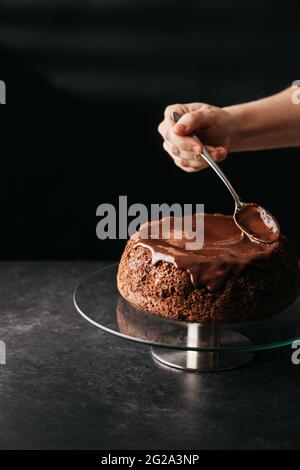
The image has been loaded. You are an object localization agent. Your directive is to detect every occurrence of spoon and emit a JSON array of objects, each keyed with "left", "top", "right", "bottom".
[{"left": 172, "top": 111, "right": 280, "bottom": 244}]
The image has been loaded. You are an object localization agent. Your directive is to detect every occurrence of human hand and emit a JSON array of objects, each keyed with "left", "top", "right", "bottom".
[{"left": 158, "top": 102, "right": 234, "bottom": 172}]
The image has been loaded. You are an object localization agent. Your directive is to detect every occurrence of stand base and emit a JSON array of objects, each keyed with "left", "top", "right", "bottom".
[{"left": 151, "top": 327, "right": 254, "bottom": 372}]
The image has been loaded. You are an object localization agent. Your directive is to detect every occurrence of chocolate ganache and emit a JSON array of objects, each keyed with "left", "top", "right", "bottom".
[{"left": 134, "top": 214, "right": 279, "bottom": 291}]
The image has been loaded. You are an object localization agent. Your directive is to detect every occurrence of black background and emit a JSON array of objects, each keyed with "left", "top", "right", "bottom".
[{"left": 0, "top": 0, "right": 299, "bottom": 260}]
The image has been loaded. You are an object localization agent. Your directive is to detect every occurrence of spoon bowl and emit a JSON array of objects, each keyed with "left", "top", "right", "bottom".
[{"left": 234, "top": 202, "right": 280, "bottom": 244}]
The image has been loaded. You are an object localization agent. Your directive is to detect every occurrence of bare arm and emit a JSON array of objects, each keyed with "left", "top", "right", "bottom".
[
  {"left": 158, "top": 86, "right": 300, "bottom": 173},
  {"left": 226, "top": 87, "right": 300, "bottom": 152}
]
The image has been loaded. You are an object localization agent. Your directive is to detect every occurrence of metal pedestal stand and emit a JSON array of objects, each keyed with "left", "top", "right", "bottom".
[{"left": 152, "top": 324, "right": 254, "bottom": 372}]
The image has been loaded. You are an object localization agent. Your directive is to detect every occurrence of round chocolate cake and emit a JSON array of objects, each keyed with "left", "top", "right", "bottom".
[{"left": 117, "top": 214, "right": 300, "bottom": 324}]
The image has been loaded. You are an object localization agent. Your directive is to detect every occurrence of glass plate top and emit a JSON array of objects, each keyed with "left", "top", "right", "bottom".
[{"left": 73, "top": 264, "right": 300, "bottom": 352}]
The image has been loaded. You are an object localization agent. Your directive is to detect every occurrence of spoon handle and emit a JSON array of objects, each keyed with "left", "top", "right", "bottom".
[
  {"left": 172, "top": 111, "right": 243, "bottom": 209},
  {"left": 200, "top": 147, "right": 242, "bottom": 209}
]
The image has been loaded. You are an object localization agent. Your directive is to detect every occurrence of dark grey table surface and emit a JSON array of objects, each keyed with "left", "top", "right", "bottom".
[{"left": 0, "top": 261, "right": 300, "bottom": 450}]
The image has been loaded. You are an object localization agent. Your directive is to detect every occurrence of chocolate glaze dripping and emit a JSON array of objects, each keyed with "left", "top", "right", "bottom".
[{"left": 133, "top": 214, "right": 280, "bottom": 291}]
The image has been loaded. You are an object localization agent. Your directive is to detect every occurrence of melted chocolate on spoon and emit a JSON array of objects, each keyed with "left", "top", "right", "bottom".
[{"left": 235, "top": 203, "right": 280, "bottom": 244}]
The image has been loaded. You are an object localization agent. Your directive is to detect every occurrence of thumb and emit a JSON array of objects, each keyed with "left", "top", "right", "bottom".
[{"left": 173, "top": 108, "right": 216, "bottom": 135}]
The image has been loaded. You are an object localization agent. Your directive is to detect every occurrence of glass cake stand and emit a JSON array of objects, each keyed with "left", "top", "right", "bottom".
[{"left": 73, "top": 264, "right": 300, "bottom": 372}]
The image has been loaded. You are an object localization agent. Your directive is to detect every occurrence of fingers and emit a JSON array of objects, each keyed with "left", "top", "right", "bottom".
[
  {"left": 206, "top": 145, "right": 228, "bottom": 162},
  {"left": 157, "top": 104, "right": 185, "bottom": 139},
  {"left": 168, "top": 131, "right": 202, "bottom": 153},
  {"left": 163, "top": 140, "right": 203, "bottom": 163},
  {"left": 158, "top": 104, "right": 204, "bottom": 156},
  {"left": 163, "top": 141, "right": 207, "bottom": 173},
  {"left": 163, "top": 141, "right": 227, "bottom": 173},
  {"left": 159, "top": 119, "right": 203, "bottom": 154},
  {"left": 172, "top": 107, "right": 216, "bottom": 135},
  {"left": 164, "top": 103, "right": 187, "bottom": 120},
  {"left": 158, "top": 103, "right": 188, "bottom": 140},
  {"left": 173, "top": 158, "right": 206, "bottom": 173}
]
